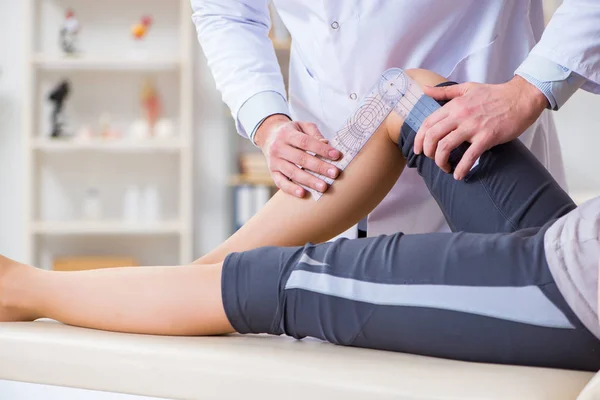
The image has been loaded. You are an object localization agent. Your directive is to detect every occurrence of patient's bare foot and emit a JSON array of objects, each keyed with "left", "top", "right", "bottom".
[{"left": 0, "top": 255, "right": 38, "bottom": 322}]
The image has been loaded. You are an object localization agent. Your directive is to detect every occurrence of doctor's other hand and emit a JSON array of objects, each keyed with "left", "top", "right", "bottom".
[
  {"left": 254, "top": 114, "right": 341, "bottom": 198},
  {"left": 415, "top": 75, "right": 549, "bottom": 180}
]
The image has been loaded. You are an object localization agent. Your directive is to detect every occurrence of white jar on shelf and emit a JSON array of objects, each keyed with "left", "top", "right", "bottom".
[
  {"left": 82, "top": 188, "right": 102, "bottom": 220},
  {"left": 142, "top": 185, "right": 161, "bottom": 223},
  {"left": 123, "top": 186, "right": 141, "bottom": 223}
]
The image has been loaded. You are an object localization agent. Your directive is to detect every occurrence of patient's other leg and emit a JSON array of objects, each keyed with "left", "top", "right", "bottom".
[{"left": 0, "top": 255, "right": 232, "bottom": 335}]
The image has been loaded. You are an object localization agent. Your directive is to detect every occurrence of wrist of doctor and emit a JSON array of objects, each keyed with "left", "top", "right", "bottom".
[{"left": 255, "top": 114, "right": 342, "bottom": 198}]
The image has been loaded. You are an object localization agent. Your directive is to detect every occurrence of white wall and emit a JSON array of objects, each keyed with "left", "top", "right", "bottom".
[
  {"left": 192, "top": 49, "right": 236, "bottom": 256},
  {"left": 554, "top": 90, "right": 600, "bottom": 194},
  {"left": 0, "top": 0, "right": 26, "bottom": 260}
]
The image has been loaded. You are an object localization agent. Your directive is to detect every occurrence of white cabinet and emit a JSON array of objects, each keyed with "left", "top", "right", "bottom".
[{"left": 23, "top": 0, "right": 194, "bottom": 267}]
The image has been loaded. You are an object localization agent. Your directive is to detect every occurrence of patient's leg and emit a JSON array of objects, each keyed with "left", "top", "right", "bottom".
[
  {"left": 196, "top": 69, "right": 447, "bottom": 264},
  {"left": 395, "top": 82, "right": 575, "bottom": 233},
  {"left": 221, "top": 225, "right": 600, "bottom": 371},
  {"left": 0, "top": 255, "right": 231, "bottom": 335},
  {"left": 0, "top": 121, "right": 401, "bottom": 330},
  {"left": 0, "top": 70, "right": 444, "bottom": 330}
]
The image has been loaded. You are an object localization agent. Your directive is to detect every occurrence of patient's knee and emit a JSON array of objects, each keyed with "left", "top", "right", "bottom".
[
  {"left": 404, "top": 69, "right": 447, "bottom": 88},
  {"left": 384, "top": 69, "right": 448, "bottom": 144}
]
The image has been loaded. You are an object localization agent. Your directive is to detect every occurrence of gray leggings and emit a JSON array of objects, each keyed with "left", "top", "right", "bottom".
[{"left": 222, "top": 85, "right": 600, "bottom": 371}]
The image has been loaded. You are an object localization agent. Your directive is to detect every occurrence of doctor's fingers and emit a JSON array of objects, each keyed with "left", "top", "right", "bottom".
[
  {"left": 287, "top": 129, "right": 341, "bottom": 161},
  {"left": 278, "top": 159, "right": 329, "bottom": 194},
  {"left": 414, "top": 108, "right": 450, "bottom": 155},
  {"left": 421, "top": 117, "right": 459, "bottom": 160},
  {"left": 433, "top": 127, "right": 472, "bottom": 173},
  {"left": 423, "top": 83, "right": 470, "bottom": 102},
  {"left": 277, "top": 145, "right": 339, "bottom": 180},
  {"left": 297, "top": 121, "right": 325, "bottom": 140},
  {"left": 454, "top": 140, "right": 487, "bottom": 181},
  {"left": 271, "top": 171, "right": 306, "bottom": 198}
]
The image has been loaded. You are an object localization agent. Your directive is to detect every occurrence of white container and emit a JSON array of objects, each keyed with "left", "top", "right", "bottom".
[
  {"left": 82, "top": 188, "right": 102, "bottom": 220},
  {"left": 155, "top": 118, "right": 175, "bottom": 139},
  {"left": 123, "top": 186, "right": 141, "bottom": 223},
  {"left": 142, "top": 185, "right": 161, "bottom": 223}
]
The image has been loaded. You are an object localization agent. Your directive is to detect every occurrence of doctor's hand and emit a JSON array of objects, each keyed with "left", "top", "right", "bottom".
[
  {"left": 254, "top": 114, "right": 341, "bottom": 198},
  {"left": 414, "top": 76, "right": 549, "bottom": 180}
]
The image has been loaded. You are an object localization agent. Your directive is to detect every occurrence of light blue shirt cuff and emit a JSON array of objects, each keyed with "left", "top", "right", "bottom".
[
  {"left": 515, "top": 54, "right": 586, "bottom": 111},
  {"left": 237, "top": 91, "right": 291, "bottom": 145}
]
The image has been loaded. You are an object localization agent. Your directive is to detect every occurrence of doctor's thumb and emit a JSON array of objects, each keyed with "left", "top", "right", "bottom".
[{"left": 423, "top": 83, "right": 468, "bottom": 101}]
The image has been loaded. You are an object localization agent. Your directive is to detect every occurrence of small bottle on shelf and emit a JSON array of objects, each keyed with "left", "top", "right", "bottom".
[{"left": 82, "top": 188, "right": 102, "bottom": 220}]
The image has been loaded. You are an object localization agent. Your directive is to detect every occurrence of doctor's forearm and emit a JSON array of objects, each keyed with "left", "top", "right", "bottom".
[{"left": 191, "top": 0, "right": 288, "bottom": 139}]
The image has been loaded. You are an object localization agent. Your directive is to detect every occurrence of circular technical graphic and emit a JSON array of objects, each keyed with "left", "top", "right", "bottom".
[
  {"left": 378, "top": 68, "right": 407, "bottom": 101},
  {"left": 334, "top": 94, "right": 391, "bottom": 154}
]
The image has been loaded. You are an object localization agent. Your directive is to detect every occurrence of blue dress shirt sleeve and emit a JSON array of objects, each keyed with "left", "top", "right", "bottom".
[
  {"left": 515, "top": 54, "right": 586, "bottom": 110},
  {"left": 191, "top": 0, "right": 288, "bottom": 139},
  {"left": 525, "top": 0, "right": 600, "bottom": 97},
  {"left": 237, "top": 91, "right": 291, "bottom": 145}
]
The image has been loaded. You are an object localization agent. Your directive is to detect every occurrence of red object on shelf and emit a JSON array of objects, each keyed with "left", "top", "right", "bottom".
[
  {"left": 132, "top": 15, "right": 153, "bottom": 40},
  {"left": 141, "top": 15, "right": 153, "bottom": 27}
]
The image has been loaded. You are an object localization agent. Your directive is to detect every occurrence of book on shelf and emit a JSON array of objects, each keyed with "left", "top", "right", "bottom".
[
  {"left": 239, "top": 152, "right": 269, "bottom": 176},
  {"left": 237, "top": 152, "right": 274, "bottom": 183},
  {"left": 233, "top": 184, "right": 272, "bottom": 231},
  {"left": 233, "top": 151, "right": 276, "bottom": 230}
]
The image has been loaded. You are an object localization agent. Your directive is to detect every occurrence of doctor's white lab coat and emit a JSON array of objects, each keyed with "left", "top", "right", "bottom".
[{"left": 193, "top": 0, "right": 600, "bottom": 237}]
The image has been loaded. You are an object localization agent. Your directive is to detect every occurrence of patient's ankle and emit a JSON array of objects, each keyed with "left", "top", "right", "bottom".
[{"left": 0, "top": 256, "right": 38, "bottom": 319}]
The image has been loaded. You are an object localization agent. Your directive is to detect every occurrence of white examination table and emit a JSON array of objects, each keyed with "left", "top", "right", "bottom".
[{"left": 0, "top": 320, "right": 599, "bottom": 399}]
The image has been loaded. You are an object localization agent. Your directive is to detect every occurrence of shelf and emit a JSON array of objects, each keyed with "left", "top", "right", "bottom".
[
  {"left": 31, "top": 54, "right": 181, "bottom": 71},
  {"left": 229, "top": 174, "right": 277, "bottom": 187},
  {"left": 32, "top": 220, "right": 183, "bottom": 236},
  {"left": 32, "top": 138, "right": 185, "bottom": 153},
  {"left": 24, "top": 0, "right": 196, "bottom": 264}
]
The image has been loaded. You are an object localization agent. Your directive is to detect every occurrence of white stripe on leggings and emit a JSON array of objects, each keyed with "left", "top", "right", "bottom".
[{"left": 285, "top": 270, "right": 575, "bottom": 329}]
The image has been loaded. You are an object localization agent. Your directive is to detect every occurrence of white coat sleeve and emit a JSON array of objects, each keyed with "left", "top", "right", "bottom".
[
  {"left": 191, "top": 0, "right": 290, "bottom": 139},
  {"left": 527, "top": 0, "right": 600, "bottom": 94}
]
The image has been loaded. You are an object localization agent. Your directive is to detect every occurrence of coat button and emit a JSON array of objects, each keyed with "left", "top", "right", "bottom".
[
  {"left": 331, "top": 21, "right": 339, "bottom": 30},
  {"left": 349, "top": 93, "right": 357, "bottom": 100}
]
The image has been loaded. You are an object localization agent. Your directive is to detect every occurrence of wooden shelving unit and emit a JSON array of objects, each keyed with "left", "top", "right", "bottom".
[
  {"left": 31, "top": 138, "right": 184, "bottom": 153},
  {"left": 229, "top": 174, "right": 277, "bottom": 187},
  {"left": 23, "top": 0, "right": 194, "bottom": 267},
  {"left": 31, "top": 220, "right": 182, "bottom": 236},
  {"left": 31, "top": 54, "right": 181, "bottom": 71}
]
